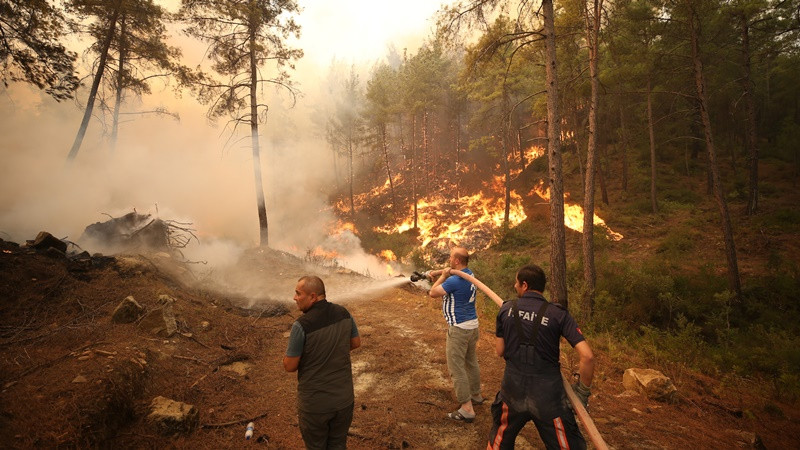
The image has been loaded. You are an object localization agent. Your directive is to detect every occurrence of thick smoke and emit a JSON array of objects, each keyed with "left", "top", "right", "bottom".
[{"left": 0, "top": 1, "right": 442, "bottom": 287}]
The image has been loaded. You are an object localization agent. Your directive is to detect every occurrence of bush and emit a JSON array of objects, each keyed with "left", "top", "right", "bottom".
[
  {"left": 758, "top": 208, "right": 800, "bottom": 231},
  {"left": 656, "top": 227, "right": 698, "bottom": 255},
  {"left": 594, "top": 259, "right": 675, "bottom": 327},
  {"left": 662, "top": 185, "right": 702, "bottom": 206},
  {"left": 494, "top": 221, "right": 545, "bottom": 251}
]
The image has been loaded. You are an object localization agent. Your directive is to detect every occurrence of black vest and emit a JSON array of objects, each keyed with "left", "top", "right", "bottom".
[{"left": 295, "top": 300, "right": 355, "bottom": 413}]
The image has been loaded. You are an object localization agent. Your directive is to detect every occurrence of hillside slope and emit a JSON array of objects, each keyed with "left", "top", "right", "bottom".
[{"left": 1, "top": 240, "right": 798, "bottom": 448}]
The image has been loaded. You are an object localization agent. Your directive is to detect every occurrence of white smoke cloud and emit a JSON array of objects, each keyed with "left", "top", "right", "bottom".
[{"left": 0, "top": 1, "right": 443, "bottom": 281}]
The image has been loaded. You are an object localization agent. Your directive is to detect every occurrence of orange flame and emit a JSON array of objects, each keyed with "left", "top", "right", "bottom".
[
  {"left": 334, "top": 176, "right": 401, "bottom": 215},
  {"left": 374, "top": 188, "right": 528, "bottom": 250},
  {"left": 531, "top": 182, "right": 623, "bottom": 240},
  {"left": 379, "top": 249, "right": 397, "bottom": 261}
]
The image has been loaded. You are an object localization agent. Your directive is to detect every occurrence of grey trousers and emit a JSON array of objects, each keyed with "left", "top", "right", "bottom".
[
  {"left": 446, "top": 325, "right": 481, "bottom": 404},
  {"left": 298, "top": 403, "right": 354, "bottom": 450}
]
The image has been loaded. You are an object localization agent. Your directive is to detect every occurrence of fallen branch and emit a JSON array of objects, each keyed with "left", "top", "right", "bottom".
[
  {"left": 189, "top": 354, "right": 250, "bottom": 389},
  {"left": 10, "top": 341, "right": 110, "bottom": 382},
  {"left": 172, "top": 354, "right": 208, "bottom": 364},
  {"left": 201, "top": 411, "right": 268, "bottom": 429}
]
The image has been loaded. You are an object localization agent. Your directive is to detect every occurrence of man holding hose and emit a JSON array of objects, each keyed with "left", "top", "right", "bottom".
[
  {"left": 487, "top": 264, "right": 594, "bottom": 449},
  {"left": 426, "top": 246, "right": 484, "bottom": 423}
]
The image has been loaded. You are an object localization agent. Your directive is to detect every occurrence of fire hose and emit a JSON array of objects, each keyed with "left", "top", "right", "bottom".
[{"left": 414, "top": 269, "right": 609, "bottom": 450}]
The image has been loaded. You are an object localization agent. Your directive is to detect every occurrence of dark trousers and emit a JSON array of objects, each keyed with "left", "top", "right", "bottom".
[
  {"left": 298, "top": 403, "right": 354, "bottom": 450},
  {"left": 486, "top": 395, "right": 586, "bottom": 450}
]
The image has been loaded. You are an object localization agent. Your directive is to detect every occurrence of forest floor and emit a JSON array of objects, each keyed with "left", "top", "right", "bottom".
[{"left": 1, "top": 240, "right": 797, "bottom": 449}]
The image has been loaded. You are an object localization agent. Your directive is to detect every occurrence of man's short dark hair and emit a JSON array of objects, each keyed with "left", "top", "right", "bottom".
[
  {"left": 517, "top": 265, "right": 546, "bottom": 292},
  {"left": 298, "top": 275, "right": 326, "bottom": 297}
]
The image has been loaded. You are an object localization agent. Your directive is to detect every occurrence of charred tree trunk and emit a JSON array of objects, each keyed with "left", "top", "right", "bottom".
[
  {"left": 66, "top": 6, "right": 120, "bottom": 162},
  {"left": 582, "top": 0, "right": 602, "bottom": 316},
  {"left": 740, "top": 13, "right": 760, "bottom": 215},
  {"left": 110, "top": 14, "right": 126, "bottom": 154},
  {"left": 647, "top": 76, "right": 658, "bottom": 213},
  {"left": 249, "top": 22, "right": 269, "bottom": 247},
  {"left": 690, "top": 6, "right": 742, "bottom": 299},
  {"left": 544, "top": 0, "right": 568, "bottom": 309}
]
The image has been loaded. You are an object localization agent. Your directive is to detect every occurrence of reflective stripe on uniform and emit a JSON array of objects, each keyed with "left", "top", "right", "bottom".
[
  {"left": 488, "top": 401, "right": 510, "bottom": 450},
  {"left": 554, "top": 416, "right": 570, "bottom": 449}
]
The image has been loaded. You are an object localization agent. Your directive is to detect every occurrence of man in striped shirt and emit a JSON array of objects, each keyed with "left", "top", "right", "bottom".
[{"left": 428, "top": 247, "right": 483, "bottom": 423}]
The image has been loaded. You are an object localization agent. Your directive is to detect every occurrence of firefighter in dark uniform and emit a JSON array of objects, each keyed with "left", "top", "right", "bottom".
[{"left": 487, "top": 265, "right": 595, "bottom": 450}]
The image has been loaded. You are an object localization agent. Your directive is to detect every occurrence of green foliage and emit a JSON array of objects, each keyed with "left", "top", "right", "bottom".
[
  {"left": 592, "top": 259, "right": 675, "bottom": 328},
  {"left": 756, "top": 208, "right": 800, "bottom": 232},
  {"left": 661, "top": 186, "right": 701, "bottom": 206},
  {"left": 0, "top": 0, "right": 78, "bottom": 100},
  {"left": 181, "top": 0, "right": 302, "bottom": 120},
  {"left": 359, "top": 229, "right": 419, "bottom": 263},
  {"left": 637, "top": 318, "right": 707, "bottom": 370},
  {"left": 494, "top": 221, "right": 544, "bottom": 251},
  {"left": 656, "top": 228, "right": 698, "bottom": 255}
]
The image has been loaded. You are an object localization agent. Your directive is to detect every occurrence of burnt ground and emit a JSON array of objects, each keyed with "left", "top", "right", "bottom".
[{"left": 1, "top": 241, "right": 798, "bottom": 449}]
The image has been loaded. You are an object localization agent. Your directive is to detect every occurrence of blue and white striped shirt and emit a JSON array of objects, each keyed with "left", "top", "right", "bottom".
[{"left": 440, "top": 268, "right": 478, "bottom": 328}]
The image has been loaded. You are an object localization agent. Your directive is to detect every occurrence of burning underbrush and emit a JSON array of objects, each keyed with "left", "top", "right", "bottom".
[{"left": 329, "top": 167, "right": 623, "bottom": 269}]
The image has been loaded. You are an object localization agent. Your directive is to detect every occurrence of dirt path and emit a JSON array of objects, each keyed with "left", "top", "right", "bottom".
[{"left": 2, "top": 247, "right": 798, "bottom": 449}]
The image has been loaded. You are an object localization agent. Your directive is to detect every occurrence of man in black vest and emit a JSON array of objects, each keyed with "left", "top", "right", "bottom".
[
  {"left": 487, "top": 265, "right": 594, "bottom": 449},
  {"left": 283, "top": 275, "right": 361, "bottom": 450}
]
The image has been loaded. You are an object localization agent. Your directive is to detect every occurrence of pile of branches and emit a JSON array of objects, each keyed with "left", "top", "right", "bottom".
[{"left": 81, "top": 211, "right": 198, "bottom": 254}]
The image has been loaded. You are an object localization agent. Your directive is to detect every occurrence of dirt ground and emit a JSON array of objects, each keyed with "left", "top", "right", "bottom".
[{"left": 1, "top": 241, "right": 798, "bottom": 449}]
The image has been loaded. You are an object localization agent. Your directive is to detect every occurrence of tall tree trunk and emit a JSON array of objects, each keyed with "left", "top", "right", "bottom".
[
  {"left": 740, "top": 13, "right": 760, "bottom": 215},
  {"left": 647, "top": 76, "right": 659, "bottom": 213},
  {"left": 572, "top": 103, "right": 585, "bottom": 189},
  {"left": 411, "top": 113, "right": 418, "bottom": 229},
  {"left": 502, "top": 133, "right": 511, "bottom": 230},
  {"left": 249, "top": 22, "right": 268, "bottom": 247},
  {"left": 599, "top": 146, "right": 609, "bottom": 205},
  {"left": 503, "top": 91, "right": 512, "bottom": 229},
  {"left": 422, "top": 109, "right": 429, "bottom": 194},
  {"left": 110, "top": 14, "right": 126, "bottom": 154},
  {"left": 348, "top": 139, "right": 355, "bottom": 222},
  {"left": 543, "top": 0, "right": 568, "bottom": 309},
  {"left": 619, "top": 104, "right": 629, "bottom": 191},
  {"left": 331, "top": 145, "right": 340, "bottom": 192},
  {"left": 690, "top": 6, "right": 742, "bottom": 299},
  {"left": 380, "top": 124, "right": 397, "bottom": 208},
  {"left": 517, "top": 128, "right": 526, "bottom": 173},
  {"left": 582, "top": 0, "right": 602, "bottom": 317},
  {"left": 456, "top": 113, "right": 462, "bottom": 197},
  {"left": 66, "top": 7, "right": 120, "bottom": 162}
]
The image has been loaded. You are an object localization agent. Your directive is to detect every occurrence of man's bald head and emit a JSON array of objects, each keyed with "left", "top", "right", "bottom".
[{"left": 450, "top": 247, "right": 469, "bottom": 269}]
